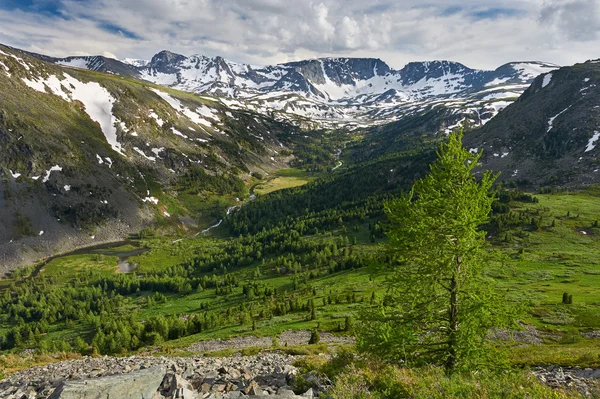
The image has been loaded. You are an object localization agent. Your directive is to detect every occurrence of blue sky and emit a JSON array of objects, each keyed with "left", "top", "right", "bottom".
[{"left": 0, "top": 0, "right": 598, "bottom": 68}]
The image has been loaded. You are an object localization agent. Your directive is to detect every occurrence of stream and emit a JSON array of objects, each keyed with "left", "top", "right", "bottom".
[
  {"left": 198, "top": 194, "right": 257, "bottom": 235},
  {"left": 172, "top": 194, "right": 257, "bottom": 244}
]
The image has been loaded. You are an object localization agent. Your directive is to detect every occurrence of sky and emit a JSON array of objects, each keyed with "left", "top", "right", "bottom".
[{"left": 0, "top": 0, "right": 599, "bottom": 69}]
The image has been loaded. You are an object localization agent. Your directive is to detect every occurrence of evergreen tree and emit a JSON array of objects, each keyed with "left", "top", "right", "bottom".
[
  {"left": 357, "top": 132, "right": 514, "bottom": 375},
  {"left": 309, "top": 329, "right": 320, "bottom": 344}
]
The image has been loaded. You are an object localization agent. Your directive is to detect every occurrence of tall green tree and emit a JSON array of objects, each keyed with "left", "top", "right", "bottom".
[{"left": 357, "top": 132, "right": 511, "bottom": 374}]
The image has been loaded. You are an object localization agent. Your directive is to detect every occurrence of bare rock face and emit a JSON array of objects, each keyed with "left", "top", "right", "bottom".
[{"left": 48, "top": 367, "right": 165, "bottom": 399}]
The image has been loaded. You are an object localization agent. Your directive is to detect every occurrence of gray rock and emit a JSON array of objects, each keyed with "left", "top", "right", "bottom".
[{"left": 47, "top": 367, "right": 165, "bottom": 399}]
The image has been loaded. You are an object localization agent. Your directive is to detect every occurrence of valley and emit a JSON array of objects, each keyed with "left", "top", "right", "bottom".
[{"left": 1, "top": 39, "right": 600, "bottom": 398}]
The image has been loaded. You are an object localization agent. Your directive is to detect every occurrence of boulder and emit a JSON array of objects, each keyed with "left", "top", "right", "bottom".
[
  {"left": 48, "top": 367, "right": 166, "bottom": 399},
  {"left": 158, "top": 373, "right": 199, "bottom": 399}
]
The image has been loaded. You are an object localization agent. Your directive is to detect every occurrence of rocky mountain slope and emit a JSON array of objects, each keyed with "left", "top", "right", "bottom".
[
  {"left": 27, "top": 46, "right": 558, "bottom": 129},
  {"left": 0, "top": 44, "right": 301, "bottom": 271},
  {"left": 464, "top": 60, "right": 600, "bottom": 185}
]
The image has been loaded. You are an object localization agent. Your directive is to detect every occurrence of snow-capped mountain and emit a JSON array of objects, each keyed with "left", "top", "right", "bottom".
[
  {"left": 28, "top": 48, "right": 559, "bottom": 129},
  {"left": 136, "top": 53, "right": 558, "bottom": 129}
]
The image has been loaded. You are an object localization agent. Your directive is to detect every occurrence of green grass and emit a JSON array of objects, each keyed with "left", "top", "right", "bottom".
[
  {"left": 253, "top": 168, "right": 313, "bottom": 195},
  {"left": 323, "top": 362, "right": 588, "bottom": 398},
  {"left": 490, "top": 188, "right": 600, "bottom": 332},
  {"left": 3, "top": 186, "right": 600, "bottom": 370},
  {"left": 273, "top": 168, "right": 312, "bottom": 178},
  {"left": 254, "top": 176, "right": 310, "bottom": 195},
  {"left": 39, "top": 254, "right": 119, "bottom": 284}
]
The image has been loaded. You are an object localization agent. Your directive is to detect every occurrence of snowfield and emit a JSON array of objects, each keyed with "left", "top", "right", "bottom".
[
  {"left": 150, "top": 88, "right": 218, "bottom": 128},
  {"left": 21, "top": 73, "right": 124, "bottom": 155}
]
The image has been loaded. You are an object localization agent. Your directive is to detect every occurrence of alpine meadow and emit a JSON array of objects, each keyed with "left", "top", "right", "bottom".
[{"left": 1, "top": 2, "right": 600, "bottom": 398}]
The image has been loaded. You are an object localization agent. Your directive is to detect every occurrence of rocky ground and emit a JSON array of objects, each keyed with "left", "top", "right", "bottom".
[
  {"left": 488, "top": 324, "right": 563, "bottom": 345},
  {"left": 186, "top": 331, "right": 354, "bottom": 353},
  {"left": 3, "top": 350, "right": 600, "bottom": 398},
  {"left": 532, "top": 366, "right": 600, "bottom": 397},
  {"left": 0, "top": 352, "right": 325, "bottom": 398}
]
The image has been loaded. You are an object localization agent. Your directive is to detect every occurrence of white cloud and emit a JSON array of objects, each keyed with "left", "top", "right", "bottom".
[
  {"left": 539, "top": 0, "right": 600, "bottom": 41},
  {"left": 0, "top": 0, "right": 596, "bottom": 69},
  {"left": 102, "top": 51, "right": 118, "bottom": 59}
]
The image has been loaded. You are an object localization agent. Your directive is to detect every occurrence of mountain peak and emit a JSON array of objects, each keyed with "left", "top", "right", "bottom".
[
  {"left": 150, "top": 50, "right": 185, "bottom": 64},
  {"left": 398, "top": 60, "right": 473, "bottom": 86}
]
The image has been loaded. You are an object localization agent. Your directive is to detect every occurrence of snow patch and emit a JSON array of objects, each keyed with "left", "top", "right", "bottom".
[
  {"left": 134, "top": 147, "right": 156, "bottom": 162},
  {"left": 171, "top": 127, "right": 189, "bottom": 139},
  {"left": 122, "top": 58, "right": 149, "bottom": 68},
  {"left": 150, "top": 88, "right": 218, "bottom": 128},
  {"left": 484, "top": 77, "right": 510, "bottom": 87},
  {"left": 547, "top": 106, "right": 571, "bottom": 132},
  {"left": 143, "top": 197, "right": 159, "bottom": 204},
  {"left": 57, "top": 59, "right": 90, "bottom": 69},
  {"left": 42, "top": 165, "right": 62, "bottom": 183},
  {"left": 0, "top": 61, "right": 10, "bottom": 76},
  {"left": 149, "top": 111, "right": 164, "bottom": 127},
  {"left": 151, "top": 148, "right": 165, "bottom": 157},
  {"left": 63, "top": 185, "right": 71, "bottom": 191},
  {"left": 9, "top": 170, "right": 21, "bottom": 178},
  {"left": 542, "top": 73, "right": 552, "bottom": 88},
  {"left": 585, "top": 131, "right": 600, "bottom": 152}
]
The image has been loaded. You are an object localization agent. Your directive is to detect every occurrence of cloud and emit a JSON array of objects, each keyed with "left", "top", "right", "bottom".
[
  {"left": 0, "top": 0, "right": 596, "bottom": 69},
  {"left": 102, "top": 51, "right": 118, "bottom": 59},
  {"left": 539, "top": 0, "right": 600, "bottom": 41}
]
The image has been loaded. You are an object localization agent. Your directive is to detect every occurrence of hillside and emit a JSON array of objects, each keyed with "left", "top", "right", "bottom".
[
  {"left": 0, "top": 44, "right": 312, "bottom": 272},
  {"left": 465, "top": 60, "right": 600, "bottom": 186}
]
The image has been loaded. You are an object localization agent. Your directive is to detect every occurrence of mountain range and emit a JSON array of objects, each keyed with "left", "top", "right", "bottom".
[
  {"left": 1, "top": 42, "right": 598, "bottom": 273},
  {"left": 30, "top": 49, "right": 558, "bottom": 129}
]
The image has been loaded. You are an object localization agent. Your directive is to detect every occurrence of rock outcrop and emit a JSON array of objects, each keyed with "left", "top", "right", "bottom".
[
  {"left": 48, "top": 367, "right": 165, "bottom": 399},
  {"left": 0, "top": 353, "right": 323, "bottom": 399}
]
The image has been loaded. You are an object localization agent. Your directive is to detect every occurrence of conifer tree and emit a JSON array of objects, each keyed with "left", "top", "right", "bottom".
[{"left": 357, "top": 132, "right": 514, "bottom": 375}]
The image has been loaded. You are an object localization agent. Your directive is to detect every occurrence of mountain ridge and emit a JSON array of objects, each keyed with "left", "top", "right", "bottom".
[
  {"left": 464, "top": 60, "right": 600, "bottom": 186},
  {"left": 13, "top": 44, "right": 558, "bottom": 129}
]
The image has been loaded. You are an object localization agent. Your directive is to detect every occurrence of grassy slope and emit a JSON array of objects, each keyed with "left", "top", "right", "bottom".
[
  {"left": 253, "top": 169, "right": 313, "bottom": 195},
  {"left": 3, "top": 186, "right": 599, "bottom": 368}
]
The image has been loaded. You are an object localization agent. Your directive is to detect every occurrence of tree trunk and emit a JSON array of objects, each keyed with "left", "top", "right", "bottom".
[{"left": 446, "top": 256, "right": 461, "bottom": 375}]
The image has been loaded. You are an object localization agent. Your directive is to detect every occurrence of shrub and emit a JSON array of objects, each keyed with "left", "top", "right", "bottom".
[
  {"left": 309, "top": 330, "right": 320, "bottom": 345},
  {"left": 323, "top": 362, "right": 587, "bottom": 399}
]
